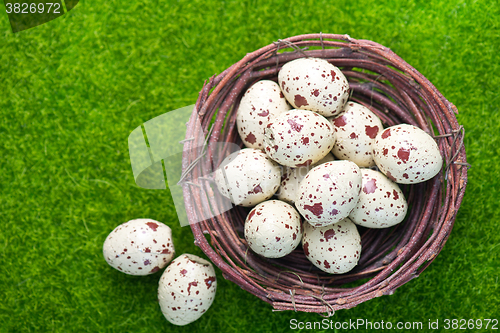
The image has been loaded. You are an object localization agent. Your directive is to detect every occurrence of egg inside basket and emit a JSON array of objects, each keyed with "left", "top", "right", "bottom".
[{"left": 180, "top": 33, "right": 468, "bottom": 314}]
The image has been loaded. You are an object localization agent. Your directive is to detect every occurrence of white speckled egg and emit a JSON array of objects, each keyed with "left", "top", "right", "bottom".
[
  {"left": 278, "top": 57, "right": 349, "bottom": 117},
  {"left": 372, "top": 124, "right": 443, "bottom": 184},
  {"left": 103, "top": 218, "right": 175, "bottom": 275},
  {"left": 158, "top": 254, "right": 217, "bottom": 326},
  {"left": 236, "top": 80, "right": 292, "bottom": 149},
  {"left": 276, "top": 153, "right": 334, "bottom": 204},
  {"left": 296, "top": 161, "right": 362, "bottom": 227},
  {"left": 214, "top": 148, "right": 282, "bottom": 207},
  {"left": 302, "top": 217, "right": 361, "bottom": 274},
  {"left": 263, "top": 109, "right": 336, "bottom": 168},
  {"left": 349, "top": 169, "right": 408, "bottom": 228},
  {"left": 329, "top": 102, "right": 384, "bottom": 167},
  {"left": 244, "top": 200, "right": 303, "bottom": 258}
]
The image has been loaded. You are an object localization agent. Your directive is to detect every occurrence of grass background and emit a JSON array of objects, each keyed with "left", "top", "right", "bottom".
[{"left": 0, "top": 0, "right": 499, "bottom": 332}]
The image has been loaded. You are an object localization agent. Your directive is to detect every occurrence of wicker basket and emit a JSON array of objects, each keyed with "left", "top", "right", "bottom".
[{"left": 181, "top": 33, "right": 468, "bottom": 314}]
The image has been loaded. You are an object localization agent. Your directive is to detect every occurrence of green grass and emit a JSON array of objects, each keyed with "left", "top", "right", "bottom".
[{"left": 1, "top": 0, "right": 499, "bottom": 332}]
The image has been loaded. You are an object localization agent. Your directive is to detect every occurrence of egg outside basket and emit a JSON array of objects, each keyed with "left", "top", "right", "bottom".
[{"left": 181, "top": 33, "right": 468, "bottom": 314}]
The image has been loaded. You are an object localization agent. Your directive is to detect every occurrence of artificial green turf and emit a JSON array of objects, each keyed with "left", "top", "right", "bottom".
[{"left": 1, "top": 0, "right": 499, "bottom": 332}]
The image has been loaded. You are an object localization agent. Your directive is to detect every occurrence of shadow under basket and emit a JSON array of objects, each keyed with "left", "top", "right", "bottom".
[{"left": 181, "top": 33, "right": 468, "bottom": 314}]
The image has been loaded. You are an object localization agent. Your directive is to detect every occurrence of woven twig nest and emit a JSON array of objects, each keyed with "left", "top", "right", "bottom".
[{"left": 181, "top": 33, "right": 468, "bottom": 314}]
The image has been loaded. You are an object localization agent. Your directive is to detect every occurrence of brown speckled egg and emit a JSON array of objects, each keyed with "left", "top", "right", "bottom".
[
  {"left": 263, "top": 109, "right": 336, "bottom": 167},
  {"left": 236, "top": 80, "right": 292, "bottom": 149},
  {"left": 296, "top": 161, "right": 362, "bottom": 227},
  {"left": 349, "top": 169, "right": 408, "bottom": 228},
  {"left": 278, "top": 57, "right": 349, "bottom": 117},
  {"left": 302, "top": 217, "right": 361, "bottom": 274},
  {"left": 276, "top": 153, "right": 334, "bottom": 204},
  {"left": 244, "top": 200, "right": 303, "bottom": 258},
  {"left": 329, "top": 102, "right": 384, "bottom": 167},
  {"left": 214, "top": 148, "right": 282, "bottom": 207},
  {"left": 372, "top": 124, "right": 443, "bottom": 184},
  {"left": 102, "top": 218, "right": 175, "bottom": 275},
  {"left": 158, "top": 254, "right": 217, "bottom": 326}
]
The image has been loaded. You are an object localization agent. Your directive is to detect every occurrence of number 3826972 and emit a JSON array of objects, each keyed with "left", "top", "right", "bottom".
[{"left": 5, "top": 3, "right": 61, "bottom": 14}]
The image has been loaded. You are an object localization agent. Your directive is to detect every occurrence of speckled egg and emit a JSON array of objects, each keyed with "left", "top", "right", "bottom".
[
  {"left": 349, "top": 169, "right": 408, "bottom": 228},
  {"left": 329, "top": 101, "right": 384, "bottom": 167},
  {"left": 244, "top": 200, "right": 303, "bottom": 258},
  {"left": 302, "top": 217, "right": 361, "bottom": 274},
  {"left": 372, "top": 124, "right": 443, "bottom": 184},
  {"left": 236, "top": 80, "right": 292, "bottom": 149},
  {"left": 278, "top": 57, "right": 349, "bottom": 117},
  {"left": 103, "top": 218, "right": 175, "bottom": 275},
  {"left": 276, "top": 153, "right": 334, "bottom": 204},
  {"left": 296, "top": 160, "right": 362, "bottom": 227},
  {"left": 158, "top": 254, "right": 217, "bottom": 326},
  {"left": 214, "top": 148, "right": 282, "bottom": 207},
  {"left": 263, "top": 109, "right": 336, "bottom": 167}
]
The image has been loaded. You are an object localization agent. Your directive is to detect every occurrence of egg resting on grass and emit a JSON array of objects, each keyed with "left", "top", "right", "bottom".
[
  {"left": 102, "top": 218, "right": 175, "bottom": 275},
  {"left": 158, "top": 254, "right": 217, "bottom": 326}
]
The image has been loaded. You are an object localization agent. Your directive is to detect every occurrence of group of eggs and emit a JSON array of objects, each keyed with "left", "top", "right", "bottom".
[
  {"left": 215, "top": 57, "right": 443, "bottom": 274},
  {"left": 102, "top": 219, "right": 217, "bottom": 326},
  {"left": 101, "top": 57, "right": 443, "bottom": 325}
]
